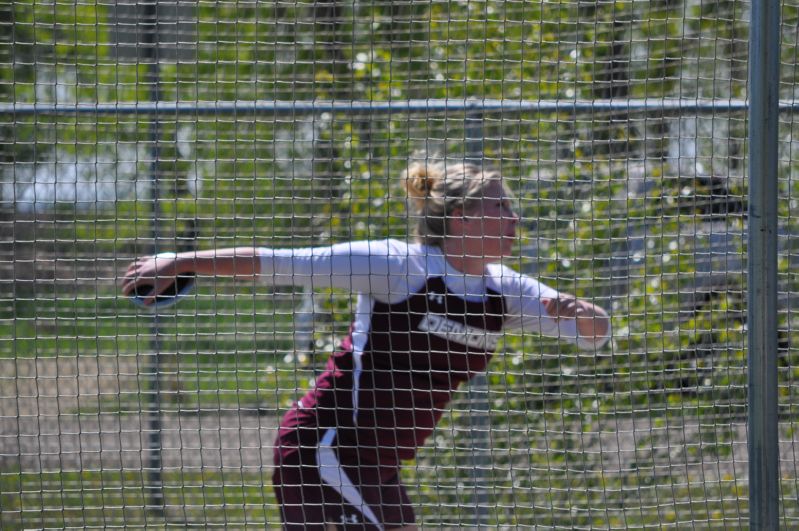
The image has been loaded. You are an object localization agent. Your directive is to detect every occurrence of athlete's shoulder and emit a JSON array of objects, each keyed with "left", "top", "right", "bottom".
[
  {"left": 381, "top": 238, "right": 430, "bottom": 255},
  {"left": 356, "top": 239, "right": 436, "bottom": 299},
  {"left": 381, "top": 239, "right": 446, "bottom": 275},
  {"left": 347, "top": 239, "right": 418, "bottom": 264},
  {"left": 484, "top": 262, "right": 550, "bottom": 298},
  {"left": 381, "top": 238, "right": 419, "bottom": 255}
]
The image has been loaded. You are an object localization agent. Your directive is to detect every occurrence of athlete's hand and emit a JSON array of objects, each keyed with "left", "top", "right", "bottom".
[
  {"left": 541, "top": 295, "right": 589, "bottom": 320},
  {"left": 542, "top": 295, "right": 610, "bottom": 340},
  {"left": 120, "top": 254, "right": 183, "bottom": 306}
]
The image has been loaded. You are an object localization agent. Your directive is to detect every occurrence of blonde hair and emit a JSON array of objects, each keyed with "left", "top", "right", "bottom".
[{"left": 403, "top": 158, "right": 505, "bottom": 247}]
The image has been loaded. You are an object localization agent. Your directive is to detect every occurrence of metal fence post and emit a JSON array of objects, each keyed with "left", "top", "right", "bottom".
[
  {"left": 747, "top": 0, "right": 781, "bottom": 528},
  {"left": 142, "top": 1, "right": 165, "bottom": 518}
]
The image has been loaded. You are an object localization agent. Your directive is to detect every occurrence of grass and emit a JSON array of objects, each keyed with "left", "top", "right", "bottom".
[
  {"left": 0, "top": 469, "right": 282, "bottom": 529},
  {"left": 0, "top": 464, "right": 784, "bottom": 528}
]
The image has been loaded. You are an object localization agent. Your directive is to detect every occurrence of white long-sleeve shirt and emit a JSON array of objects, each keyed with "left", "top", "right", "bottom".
[{"left": 258, "top": 238, "right": 609, "bottom": 351}]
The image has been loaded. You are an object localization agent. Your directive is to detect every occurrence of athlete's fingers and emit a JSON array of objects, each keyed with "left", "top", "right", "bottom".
[
  {"left": 122, "top": 256, "right": 153, "bottom": 282},
  {"left": 541, "top": 297, "right": 558, "bottom": 317},
  {"left": 558, "top": 297, "right": 580, "bottom": 318},
  {"left": 141, "top": 277, "right": 173, "bottom": 306},
  {"left": 120, "top": 255, "right": 176, "bottom": 301},
  {"left": 542, "top": 297, "right": 567, "bottom": 318},
  {"left": 121, "top": 266, "right": 141, "bottom": 295},
  {"left": 121, "top": 258, "right": 154, "bottom": 293},
  {"left": 542, "top": 296, "right": 583, "bottom": 319},
  {"left": 120, "top": 274, "right": 151, "bottom": 297}
]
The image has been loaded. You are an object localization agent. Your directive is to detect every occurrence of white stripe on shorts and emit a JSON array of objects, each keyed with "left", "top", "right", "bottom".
[{"left": 316, "top": 428, "right": 382, "bottom": 528}]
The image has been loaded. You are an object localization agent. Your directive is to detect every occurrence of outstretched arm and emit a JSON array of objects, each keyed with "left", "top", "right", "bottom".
[
  {"left": 120, "top": 247, "right": 262, "bottom": 306},
  {"left": 494, "top": 264, "right": 611, "bottom": 350},
  {"left": 120, "top": 239, "right": 417, "bottom": 307}
]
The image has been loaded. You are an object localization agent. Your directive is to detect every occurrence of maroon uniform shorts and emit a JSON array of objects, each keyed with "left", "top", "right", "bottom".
[{"left": 273, "top": 424, "right": 416, "bottom": 530}]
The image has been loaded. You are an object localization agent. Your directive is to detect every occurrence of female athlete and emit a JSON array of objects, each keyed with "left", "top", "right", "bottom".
[{"left": 121, "top": 160, "right": 611, "bottom": 530}]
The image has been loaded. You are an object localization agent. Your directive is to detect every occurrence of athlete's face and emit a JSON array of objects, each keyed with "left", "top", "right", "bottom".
[{"left": 456, "top": 180, "right": 519, "bottom": 261}]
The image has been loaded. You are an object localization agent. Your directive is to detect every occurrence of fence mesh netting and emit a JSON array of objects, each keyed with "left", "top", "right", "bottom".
[{"left": 2, "top": 1, "right": 799, "bottom": 528}]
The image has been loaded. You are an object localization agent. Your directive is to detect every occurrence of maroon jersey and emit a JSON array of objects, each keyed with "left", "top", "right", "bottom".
[
  {"left": 262, "top": 240, "right": 609, "bottom": 527},
  {"left": 261, "top": 239, "right": 605, "bottom": 464},
  {"left": 281, "top": 276, "right": 505, "bottom": 466}
]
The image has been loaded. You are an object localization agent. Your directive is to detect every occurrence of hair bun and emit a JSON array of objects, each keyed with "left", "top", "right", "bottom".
[{"left": 404, "top": 161, "right": 443, "bottom": 211}]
